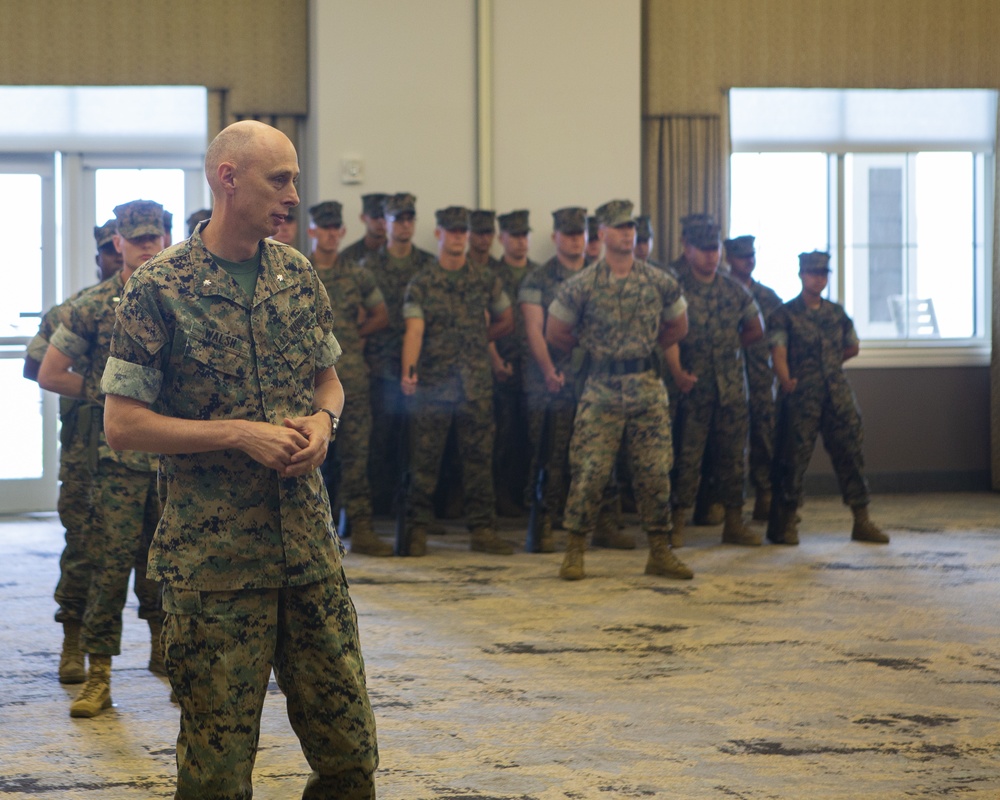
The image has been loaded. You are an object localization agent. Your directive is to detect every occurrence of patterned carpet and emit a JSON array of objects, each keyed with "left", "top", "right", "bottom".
[{"left": 2, "top": 493, "right": 1000, "bottom": 799}]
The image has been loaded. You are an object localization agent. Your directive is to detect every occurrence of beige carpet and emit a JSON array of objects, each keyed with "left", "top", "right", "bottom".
[{"left": 2, "top": 493, "right": 1000, "bottom": 799}]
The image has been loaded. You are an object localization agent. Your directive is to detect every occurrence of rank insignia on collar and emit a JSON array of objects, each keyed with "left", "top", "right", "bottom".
[
  {"left": 277, "top": 275, "right": 285, "bottom": 282},
  {"left": 203, "top": 280, "right": 212, "bottom": 287}
]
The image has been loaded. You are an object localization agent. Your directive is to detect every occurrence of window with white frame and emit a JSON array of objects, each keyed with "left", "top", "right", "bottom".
[{"left": 729, "top": 89, "right": 994, "bottom": 353}]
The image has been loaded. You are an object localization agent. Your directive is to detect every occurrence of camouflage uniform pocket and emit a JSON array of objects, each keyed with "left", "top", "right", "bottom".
[{"left": 162, "top": 585, "right": 237, "bottom": 716}]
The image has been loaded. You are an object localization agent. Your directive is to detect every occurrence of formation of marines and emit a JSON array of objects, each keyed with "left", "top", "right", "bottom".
[{"left": 26, "top": 121, "right": 887, "bottom": 797}]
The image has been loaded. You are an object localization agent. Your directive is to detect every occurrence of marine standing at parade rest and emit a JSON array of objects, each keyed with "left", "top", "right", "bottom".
[
  {"left": 664, "top": 219, "right": 765, "bottom": 548},
  {"left": 584, "top": 214, "right": 602, "bottom": 265},
  {"left": 365, "top": 193, "right": 437, "bottom": 515},
  {"left": 724, "top": 235, "right": 783, "bottom": 521},
  {"left": 490, "top": 209, "right": 538, "bottom": 516},
  {"left": 24, "top": 219, "right": 123, "bottom": 686},
  {"left": 39, "top": 200, "right": 167, "bottom": 718},
  {"left": 340, "top": 192, "right": 388, "bottom": 266},
  {"left": 767, "top": 250, "right": 889, "bottom": 546},
  {"left": 102, "top": 121, "right": 378, "bottom": 798},
  {"left": 519, "top": 206, "right": 628, "bottom": 551},
  {"left": 400, "top": 206, "right": 515, "bottom": 556},
  {"left": 633, "top": 214, "right": 662, "bottom": 269},
  {"left": 546, "top": 199, "right": 692, "bottom": 582},
  {"left": 308, "top": 200, "right": 392, "bottom": 556},
  {"left": 466, "top": 209, "right": 501, "bottom": 269}
]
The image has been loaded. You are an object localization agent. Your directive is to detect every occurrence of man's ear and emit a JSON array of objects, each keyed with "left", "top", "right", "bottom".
[{"left": 217, "top": 161, "right": 238, "bottom": 194}]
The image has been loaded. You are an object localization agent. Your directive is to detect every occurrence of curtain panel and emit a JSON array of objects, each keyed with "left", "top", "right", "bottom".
[{"left": 641, "top": 111, "right": 729, "bottom": 265}]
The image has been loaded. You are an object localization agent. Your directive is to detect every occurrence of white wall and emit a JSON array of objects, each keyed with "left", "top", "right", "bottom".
[
  {"left": 491, "top": 0, "right": 641, "bottom": 260},
  {"left": 308, "top": 0, "right": 641, "bottom": 261}
]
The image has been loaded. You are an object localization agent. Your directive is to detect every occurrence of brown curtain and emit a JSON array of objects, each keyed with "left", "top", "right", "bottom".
[
  {"left": 991, "top": 103, "right": 1000, "bottom": 490},
  {"left": 641, "top": 112, "right": 728, "bottom": 265}
]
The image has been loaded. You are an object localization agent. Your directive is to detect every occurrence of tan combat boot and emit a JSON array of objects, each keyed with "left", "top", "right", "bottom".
[
  {"left": 559, "top": 535, "right": 586, "bottom": 581},
  {"left": 592, "top": 494, "right": 635, "bottom": 549},
  {"left": 851, "top": 506, "right": 889, "bottom": 543},
  {"left": 766, "top": 503, "right": 799, "bottom": 545},
  {"left": 645, "top": 534, "right": 693, "bottom": 579},
  {"left": 670, "top": 506, "right": 690, "bottom": 548},
  {"left": 59, "top": 621, "right": 86, "bottom": 684},
  {"left": 349, "top": 518, "right": 394, "bottom": 557},
  {"left": 70, "top": 654, "right": 112, "bottom": 718},
  {"left": 470, "top": 528, "right": 514, "bottom": 555},
  {"left": 148, "top": 619, "right": 166, "bottom": 676},
  {"left": 752, "top": 491, "right": 771, "bottom": 522},
  {"left": 721, "top": 507, "right": 762, "bottom": 546},
  {"left": 538, "top": 516, "right": 556, "bottom": 553},
  {"left": 694, "top": 502, "right": 725, "bottom": 526},
  {"left": 408, "top": 526, "right": 428, "bottom": 557}
]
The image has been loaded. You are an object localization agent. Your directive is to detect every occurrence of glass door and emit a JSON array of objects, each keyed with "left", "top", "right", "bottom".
[{"left": 0, "top": 155, "right": 58, "bottom": 512}]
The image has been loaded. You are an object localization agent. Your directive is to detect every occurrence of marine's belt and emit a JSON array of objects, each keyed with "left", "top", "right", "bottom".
[{"left": 590, "top": 355, "right": 654, "bottom": 376}]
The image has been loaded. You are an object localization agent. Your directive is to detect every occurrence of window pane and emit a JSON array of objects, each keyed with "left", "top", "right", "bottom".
[
  {"left": 846, "top": 152, "right": 978, "bottom": 340},
  {"left": 914, "top": 153, "right": 976, "bottom": 338},
  {"left": 0, "top": 174, "right": 42, "bottom": 337},
  {"left": 0, "top": 359, "right": 43, "bottom": 479},
  {"left": 729, "top": 153, "right": 829, "bottom": 304}
]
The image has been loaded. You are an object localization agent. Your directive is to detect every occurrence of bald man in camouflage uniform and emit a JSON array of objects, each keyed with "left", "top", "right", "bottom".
[
  {"left": 309, "top": 200, "right": 392, "bottom": 556},
  {"left": 400, "top": 206, "right": 515, "bottom": 556},
  {"left": 24, "top": 220, "right": 124, "bottom": 685},
  {"left": 767, "top": 251, "right": 888, "bottom": 546},
  {"left": 547, "top": 200, "right": 692, "bottom": 581},
  {"left": 39, "top": 201, "right": 166, "bottom": 719},
  {"left": 365, "top": 193, "right": 437, "bottom": 515},
  {"left": 665, "top": 219, "right": 765, "bottom": 548},
  {"left": 102, "top": 122, "right": 377, "bottom": 798},
  {"left": 725, "top": 235, "right": 783, "bottom": 520}
]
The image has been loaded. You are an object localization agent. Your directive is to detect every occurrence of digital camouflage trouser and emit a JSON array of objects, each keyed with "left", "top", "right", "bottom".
[
  {"left": 564, "top": 373, "right": 674, "bottom": 537},
  {"left": 163, "top": 569, "right": 378, "bottom": 800},
  {"left": 772, "top": 382, "right": 870, "bottom": 509},
  {"left": 407, "top": 394, "right": 496, "bottom": 531},
  {"left": 81, "top": 460, "right": 162, "bottom": 655}
]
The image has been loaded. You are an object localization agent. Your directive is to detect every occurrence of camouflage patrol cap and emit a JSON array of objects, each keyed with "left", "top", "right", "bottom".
[
  {"left": 469, "top": 209, "right": 497, "bottom": 234},
  {"left": 586, "top": 215, "right": 599, "bottom": 240},
  {"left": 724, "top": 235, "right": 755, "bottom": 259},
  {"left": 595, "top": 199, "right": 634, "bottom": 227},
  {"left": 799, "top": 250, "right": 832, "bottom": 273},
  {"left": 309, "top": 200, "right": 344, "bottom": 228},
  {"left": 634, "top": 214, "right": 654, "bottom": 241},
  {"left": 186, "top": 208, "right": 212, "bottom": 235},
  {"left": 435, "top": 206, "right": 470, "bottom": 232},
  {"left": 361, "top": 193, "right": 388, "bottom": 218},
  {"left": 113, "top": 199, "right": 166, "bottom": 239},
  {"left": 384, "top": 193, "right": 417, "bottom": 218},
  {"left": 498, "top": 209, "right": 531, "bottom": 235},
  {"left": 680, "top": 212, "right": 716, "bottom": 234},
  {"left": 94, "top": 219, "right": 118, "bottom": 248},
  {"left": 162, "top": 209, "right": 173, "bottom": 232},
  {"left": 552, "top": 207, "right": 587, "bottom": 234},
  {"left": 685, "top": 222, "right": 721, "bottom": 250}
]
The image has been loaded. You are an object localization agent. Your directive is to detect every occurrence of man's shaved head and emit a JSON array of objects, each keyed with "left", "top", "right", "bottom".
[
  {"left": 198, "top": 120, "right": 300, "bottom": 259},
  {"left": 205, "top": 120, "right": 291, "bottom": 192}
]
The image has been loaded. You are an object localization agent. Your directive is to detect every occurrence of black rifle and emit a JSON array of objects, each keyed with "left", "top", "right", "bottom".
[
  {"left": 525, "top": 405, "right": 553, "bottom": 553},
  {"left": 394, "top": 367, "right": 415, "bottom": 556}
]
